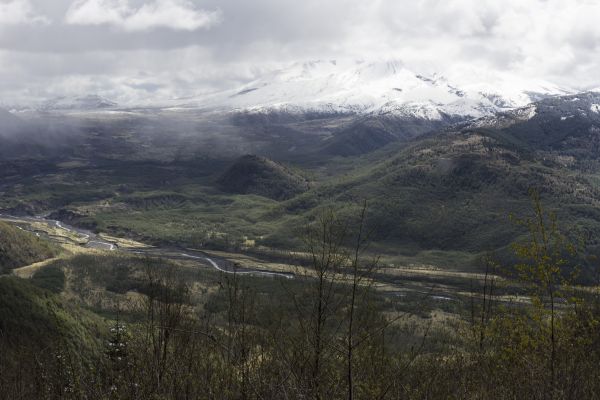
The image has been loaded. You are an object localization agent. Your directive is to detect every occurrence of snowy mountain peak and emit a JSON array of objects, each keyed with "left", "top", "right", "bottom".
[{"left": 191, "top": 60, "right": 572, "bottom": 120}]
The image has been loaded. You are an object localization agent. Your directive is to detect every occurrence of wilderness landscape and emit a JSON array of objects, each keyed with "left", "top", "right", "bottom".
[{"left": 2, "top": 1, "right": 600, "bottom": 399}]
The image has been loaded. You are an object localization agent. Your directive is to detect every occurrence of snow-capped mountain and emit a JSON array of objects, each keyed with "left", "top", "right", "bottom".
[
  {"left": 467, "top": 91, "right": 600, "bottom": 131},
  {"left": 188, "top": 60, "right": 572, "bottom": 120}
]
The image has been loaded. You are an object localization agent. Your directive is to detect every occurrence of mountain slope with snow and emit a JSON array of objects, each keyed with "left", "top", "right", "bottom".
[{"left": 190, "top": 60, "right": 572, "bottom": 120}]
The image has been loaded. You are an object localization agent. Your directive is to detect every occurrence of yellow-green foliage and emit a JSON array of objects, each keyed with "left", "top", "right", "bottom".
[
  {"left": 0, "top": 221, "right": 56, "bottom": 273},
  {"left": 0, "top": 277, "right": 104, "bottom": 353},
  {"left": 0, "top": 276, "right": 107, "bottom": 398}
]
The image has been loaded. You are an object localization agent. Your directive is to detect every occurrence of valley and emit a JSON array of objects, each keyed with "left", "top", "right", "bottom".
[
  {"left": 2, "top": 75, "right": 600, "bottom": 399},
  {"left": 5, "top": 1, "right": 600, "bottom": 397},
  {"left": 3, "top": 90, "right": 600, "bottom": 312},
  {"left": 3, "top": 92, "right": 600, "bottom": 274},
  {"left": 0, "top": 214, "right": 295, "bottom": 279},
  {"left": 0, "top": 209, "right": 485, "bottom": 307}
]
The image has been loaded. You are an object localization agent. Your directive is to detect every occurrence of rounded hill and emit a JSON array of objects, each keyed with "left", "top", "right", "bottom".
[{"left": 218, "top": 155, "right": 310, "bottom": 200}]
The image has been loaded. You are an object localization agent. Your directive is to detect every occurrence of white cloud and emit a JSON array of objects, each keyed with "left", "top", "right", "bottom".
[
  {"left": 0, "top": 0, "right": 49, "bottom": 25},
  {"left": 2, "top": 0, "right": 600, "bottom": 105},
  {"left": 65, "top": 0, "right": 221, "bottom": 31}
]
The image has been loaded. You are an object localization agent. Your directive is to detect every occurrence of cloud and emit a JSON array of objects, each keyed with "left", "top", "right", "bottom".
[
  {"left": 0, "top": 0, "right": 49, "bottom": 25},
  {"left": 1, "top": 0, "right": 600, "bottom": 106},
  {"left": 65, "top": 0, "right": 221, "bottom": 31}
]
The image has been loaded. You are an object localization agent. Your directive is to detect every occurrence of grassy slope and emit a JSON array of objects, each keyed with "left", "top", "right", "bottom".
[
  {"left": 0, "top": 221, "right": 57, "bottom": 273},
  {"left": 0, "top": 276, "right": 105, "bottom": 358}
]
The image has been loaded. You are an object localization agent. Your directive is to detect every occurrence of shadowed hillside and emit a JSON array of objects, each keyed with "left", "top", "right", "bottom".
[{"left": 218, "top": 154, "right": 310, "bottom": 200}]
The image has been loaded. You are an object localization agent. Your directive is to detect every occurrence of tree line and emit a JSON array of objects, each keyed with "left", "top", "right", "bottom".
[{"left": 2, "top": 195, "right": 600, "bottom": 399}]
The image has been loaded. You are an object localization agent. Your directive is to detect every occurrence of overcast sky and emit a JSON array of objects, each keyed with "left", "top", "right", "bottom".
[{"left": 1, "top": 0, "right": 599, "bottom": 105}]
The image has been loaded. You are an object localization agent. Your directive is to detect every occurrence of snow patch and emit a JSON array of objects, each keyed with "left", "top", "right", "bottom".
[
  {"left": 510, "top": 104, "right": 537, "bottom": 121},
  {"left": 591, "top": 104, "right": 600, "bottom": 113},
  {"left": 524, "top": 105, "right": 537, "bottom": 119}
]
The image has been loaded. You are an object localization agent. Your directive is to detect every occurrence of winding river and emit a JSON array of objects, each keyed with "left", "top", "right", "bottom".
[{"left": 0, "top": 213, "right": 294, "bottom": 279}]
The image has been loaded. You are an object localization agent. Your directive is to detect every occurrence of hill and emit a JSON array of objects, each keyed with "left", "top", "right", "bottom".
[
  {"left": 0, "top": 221, "right": 57, "bottom": 273},
  {"left": 279, "top": 93, "right": 600, "bottom": 264},
  {"left": 218, "top": 154, "right": 310, "bottom": 200}
]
